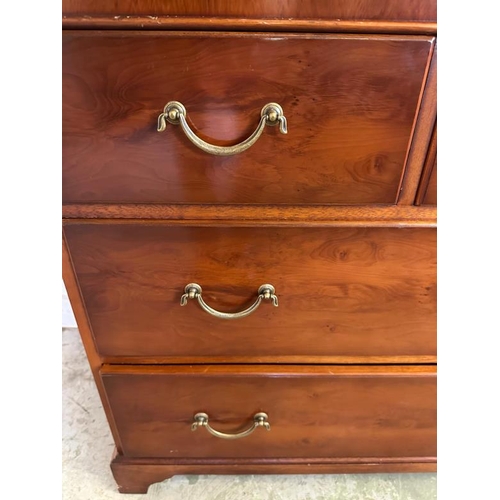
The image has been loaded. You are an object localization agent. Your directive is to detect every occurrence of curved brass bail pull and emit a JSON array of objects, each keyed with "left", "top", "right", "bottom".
[
  {"left": 191, "top": 412, "right": 271, "bottom": 440},
  {"left": 157, "top": 102, "right": 287, "bottom": 156},
  {"left": 180, "top": 283, "right": 278, "bottom": 319}
]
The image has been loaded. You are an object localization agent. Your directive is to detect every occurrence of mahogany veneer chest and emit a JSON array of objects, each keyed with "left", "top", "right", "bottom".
[{"left": 62, "top": 1, "right": 437, "bottom": 493}]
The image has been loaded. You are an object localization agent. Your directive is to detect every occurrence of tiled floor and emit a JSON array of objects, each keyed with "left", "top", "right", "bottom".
[{"left": 62, "top": 326, "right": 436, "bottom": 499}]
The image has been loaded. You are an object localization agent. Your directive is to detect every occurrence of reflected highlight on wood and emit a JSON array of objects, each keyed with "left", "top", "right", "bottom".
[
  {"left": 64, "top": 225, "right": 436, "bottom": 360},
  {"left": 63, "top": 32, "right": 433, "bottom": 205}
]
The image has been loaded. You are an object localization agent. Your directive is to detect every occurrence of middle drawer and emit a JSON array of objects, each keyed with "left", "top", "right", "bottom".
[{"left": 65, "top": 224, "right": 436, "bottom": 362}]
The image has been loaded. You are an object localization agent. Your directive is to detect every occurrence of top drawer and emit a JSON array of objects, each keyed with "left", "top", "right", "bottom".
[{"left": 62, "top": 32, "right": 434, "bottom": 205}]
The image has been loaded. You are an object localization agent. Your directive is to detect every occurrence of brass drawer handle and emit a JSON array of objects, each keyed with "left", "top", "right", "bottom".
[
  {"left": 157, "top": 101, "right": 287, "bottom": 156},
  {"left": 180, "top": 283, "right": 278, "bottom": 319},
  {"left": 191, "top": 412, "right": 271, "bottom": 440}
]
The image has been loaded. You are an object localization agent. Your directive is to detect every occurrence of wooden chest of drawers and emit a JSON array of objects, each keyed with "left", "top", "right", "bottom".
[{"left": 62, "top": 1, "right": 437, "bottom": 493}]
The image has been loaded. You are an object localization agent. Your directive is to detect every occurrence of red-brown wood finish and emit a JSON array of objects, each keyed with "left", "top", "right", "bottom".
[
  {"left": 63, "top": 32, "right": 434, "bottom": 205},
  {"left": 62, "top": 204, "right": 437, "bottom": 226},
  {"left": 101, "top": 364, "right": 437, "bottom": 459},
  {"left": 62, "top": 17, "right": 437, "bottom": 35},
  {"left": 62, "top": 0, "right": 437, "bottom": 21},
  {"left": 397, "top": 45, "right": 436, "bottom": 205},
  {"left": 423, "top": 161, "right": 437, "bottom": 205},
  {"left": 62, "top": 0, "right": 437, "bottom": 492},
  {"left": 416, "top": 123, "right": 437, "bottom": 206},
  {"left": 64, "top": 224, "right": 436, "bottom": 360}
]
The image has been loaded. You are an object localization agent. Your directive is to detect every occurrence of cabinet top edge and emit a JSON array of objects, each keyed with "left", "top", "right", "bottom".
[{"left": 62, "top": 16, "right": 437, "bottom": 36}]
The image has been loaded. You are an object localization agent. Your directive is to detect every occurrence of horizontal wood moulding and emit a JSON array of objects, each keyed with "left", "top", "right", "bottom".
[
  {"left": 62, "top": 0, "right": 437, "bottom": 22},
  {"left": 102, "top": 365, "right": 436, "bottom": 376},
  {"left": 62, "top": 17, "right": 437, "bottom": 35},
  {"left": 62, "top": 205, "right": 437, "bottom": 227},
  {"left": 103, "top": 355, "right": 437, "bottom": 365}
]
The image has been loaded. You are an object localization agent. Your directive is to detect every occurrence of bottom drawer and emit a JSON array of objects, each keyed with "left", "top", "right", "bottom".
[{"left": 101, "top": 365, "right": 436, "bottom": 460}]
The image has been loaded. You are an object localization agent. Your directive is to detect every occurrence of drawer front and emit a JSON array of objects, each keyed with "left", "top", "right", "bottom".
[
  {"left": 101, "top": 365, "right": 436, "bottom": 459},
  {"left": 65, "top": 224, "right": 436, "bottom": 360},
  {"left": 63, "top": 32, "right": 433, "bottom": 205}
]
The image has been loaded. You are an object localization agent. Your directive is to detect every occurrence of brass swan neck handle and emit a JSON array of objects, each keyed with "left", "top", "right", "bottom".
[
  {"left": 158, "top": 101, "right": 287, "bottom": 156},
  {"left": 180, "top": 283, "right": 278, "bottom": 320},
  {"left": 191, "top": 412, "right": 271, "bottom": 440}
]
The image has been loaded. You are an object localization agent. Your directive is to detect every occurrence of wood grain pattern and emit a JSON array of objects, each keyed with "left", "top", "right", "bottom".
[
  {"left": 101, "top": 364, "right": 437, "bottom": 375},
  {"left": 415, "top": 123, "right": 437, "bottom": 205},
  {"left": 64, "top": 224, "right": 436, "bottom": 360},
  {"left": 111, "top": 456, "right": 437, "bottom": 493},
  {"left": 103, "top": 354, "right": 437, "bottom": 365},
  {"left": 101, "top": 364, "right": 437, "bottom": 459},
  {"left": 398, "top": 45, "right": 437, "bottom": 204},
  {"left": 62, "top": 1, "right": 438, "bottom": 490},
  {"left": 62, "top": 0, "right": 437, "bottom": 21},
  {"left": 62, "top": 17, "right": 437, "bottom": 35},
  {"left": 423, "top": 160, "right": 437, "bottom": 205},
  {"left": 63, "top": 32, "right": 433, "bottom": 205},
  {"left": 62, "top": 204, "right": 437, "bottom": 226}
]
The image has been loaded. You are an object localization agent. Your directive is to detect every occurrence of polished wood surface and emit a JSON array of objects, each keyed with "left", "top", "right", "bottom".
[
  {"left": 416, "top": 124, "right": 437, "bottom": 206},
  {"left": 62, "top": 1, "right": 437, "bottom": 21},
  {"left": 397, "top": 45, "right": 436, "bottom": 204},
  {"left": 62, "top": 17, "right": 437, "bottom": 35},
  {"left": 62, "top": 1, "right": 437, "bottom": 489},
  {"left": 423, "top": 160, "right": 437, "bottom": 205},
  {"left": 103, "top": 354, "right": 436, "bottom": 365},
  {"left": 111, "top": 456, "right": 437, "bottom": 494},
  {"left": 102, "top": 363, "right": 436, "bottom": 375},
  {"left": 63, "top": 32, "right": 433, "bottom": 205},
  {"left": 101, "top": 364, "right": 437, "bottom": 459},
  {"left": 64, "top": 224, "right": 436, "bottom": 360},
  {"left": 63, "top": 204, "right": 437, "bottom": 226}
]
